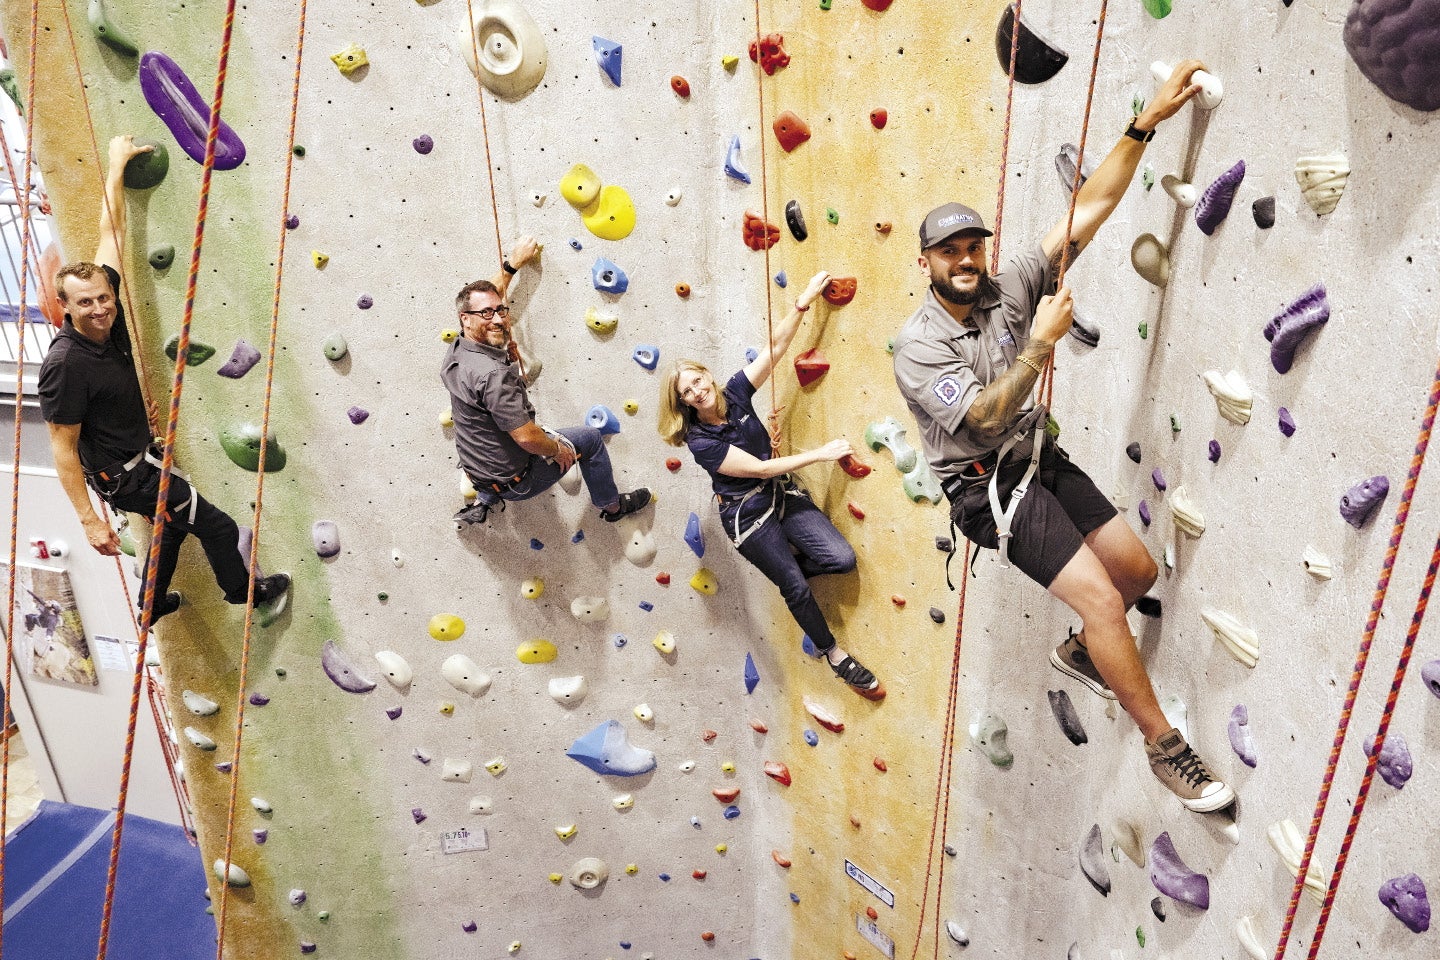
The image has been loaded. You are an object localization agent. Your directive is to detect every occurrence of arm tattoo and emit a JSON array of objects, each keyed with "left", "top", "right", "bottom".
[
  {"left": 1048, "top": 240, "right": 1082, "bottom": 280},
  {"left": 963, "top": 347, "right": 1049, "bottom": 440}
]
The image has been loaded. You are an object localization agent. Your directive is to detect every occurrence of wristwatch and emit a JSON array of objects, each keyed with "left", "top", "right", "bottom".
[{"left": 1123, "top": 122, "right": 1155, "bottom": 143}]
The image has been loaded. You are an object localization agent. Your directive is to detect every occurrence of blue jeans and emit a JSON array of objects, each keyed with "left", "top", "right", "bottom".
[
  {"left": 495, "top": 426, "right": 619, "bottom": 509},
  {"left": 728, "top": 490, "right": 856, "bottom": 651}
]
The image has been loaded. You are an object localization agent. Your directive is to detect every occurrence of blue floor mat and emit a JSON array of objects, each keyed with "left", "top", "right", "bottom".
[{"left": 3, "top": 800, "right": 214, "bottom": 960}]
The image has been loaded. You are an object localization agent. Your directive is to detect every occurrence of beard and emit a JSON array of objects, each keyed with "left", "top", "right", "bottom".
[{"left": 931, "top": 270, "right": 986, "bottom": 306}]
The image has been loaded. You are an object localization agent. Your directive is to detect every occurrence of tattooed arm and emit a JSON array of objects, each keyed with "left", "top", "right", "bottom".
[{"left": 962, "top": 286, "right": 1073, "bottom": 441}]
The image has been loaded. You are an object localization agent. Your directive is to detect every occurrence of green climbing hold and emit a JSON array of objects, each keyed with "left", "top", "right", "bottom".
[
  {"left": 378, "top": 592, "right": 389, "bottom": 601},
  {"left": 1131, "top": 94, "right": 1147, "bottom": 120},
  {"left": 1136, "top": 927, "right": 1146, "bottom": 947},
  {"left": 1138, "top": 320, "right": 1148, "bottom": 340},
  {"left": 0, "top": 70, "right": 21, "bottom": 116},
  {"left": 820, "top": 0, "right": 832, "bottom": 8},
  {"left": 825, "top": 207, "right": 839, "bottom": 225},
  {"left": 1141, "top": 0, "right": 1171, "bottom": 20},
  {"left": 1142, "top": 164, "right": 1155, "bottom": 191},
  {"left": 89, "top": 0, "right": 139, "bottom": 56},
  {"left": 317, "top": 911, "right": 330, "bottom": 922},
  {"left": 164, "top": 335, "right": 215, "bottom": 365},
  {"left": 1170, "top": 415, "right": 1181, "bottom": 433},
  {"left": 293, "top": 145, "right": 306, "bottom": 157},
  {"left": 275, "top": 667, "right": 287, "bottom": 677},
  {"left": 322, "top": 332, "right": 348, "bottom": 361},
  {"left": 123, "top": 142, "right": 168, "bottom": 190},
  {"left": 885, "top": 336, "right": 895, "bottom": 355},
  {"left": 118, "top": 526, "right": 136, "bottom": 557},
  {"left": 1045, "top": 414, "right": 1062, "bottom": 439},
  {"left": 149, "top": 244, "right": 175, "bottom": 270},
  {"left": 220, "top": 422, "right": 287, "bottom": 473}
]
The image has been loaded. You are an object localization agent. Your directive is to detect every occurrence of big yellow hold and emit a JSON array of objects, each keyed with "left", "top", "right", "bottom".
[
  {"left": 559, "top": 163, "right": 602, "bottom": 210},
  {"left": 330, "top": 44, "right": 368, "bottom": 75},
  {"left": 520, "top": 578, "right": 544, "bottom": 600},
  {"left": 585, "top": 306, "right": 618, "bottom": 334},
  {"left": 428, "top": 613, "right": 465, "bottom": 641},
  {"left": 581, "top": 184, "right": 636, "bottom": 241},
  {"left": 311, "top": 250, "right": 329, "bottom": 268},
  {"left": 653, "top": 630, "right": 676, "bottom": 654},
  {"left": 690, "top": 568, "right": 719, "bottom": 596},
  {"left": 517, "top": 639, "right": 558, "bottom": 664}
]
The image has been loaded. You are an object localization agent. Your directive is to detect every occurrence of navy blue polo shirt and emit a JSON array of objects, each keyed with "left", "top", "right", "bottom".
[
  {"left": 37, "top": 266, "right": 151, "bottom": 472},
  {"left": 686, "top": 370, "right": 774, "bottom": 498}
]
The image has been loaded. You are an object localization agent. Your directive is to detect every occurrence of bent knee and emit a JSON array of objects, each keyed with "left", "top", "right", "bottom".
[{"left": 828, "top": 543, "right": 857, "bottom": 574}]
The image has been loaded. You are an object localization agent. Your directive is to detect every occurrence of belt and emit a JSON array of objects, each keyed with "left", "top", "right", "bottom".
[
  {"left": 470, "top": 457, "right": 534, "bottom": 495},
  {"left": 87, "top": 445, "right": 199, "bottom": 525}
]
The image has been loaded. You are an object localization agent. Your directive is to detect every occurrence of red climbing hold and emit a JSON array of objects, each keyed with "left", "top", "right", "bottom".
[
  {"left": 794, "top": 347, "right": 829, "bottom": 386},
  {"left": 849, "top": 814, "right": 862, "bottom": 829},
  {"left": 771, "top": 849, "right": 792, "bottom": 868},
  {"left": 671, "top": 75, "right": 691, "bottom": 98},
  {"left": 693, "top": 869, "right": 708, "bottom": 880},
  {"left": 866, "top": 906, "right": 879, "bottom": 920},
  {"left": 862, "top": 0, "right": 894, "bottom": 9},
  {"left": 870, "top": 108, "right": 888, "bottom": 129},
  {"left": 764, "top": 760, "right": 792, "bottom": 786},
  {"left": 772, "top": 110, "right": 811, "bottom": 152},
  {"left": 838, "top": 454, "right": 871, "bottom": 478},
  {"left": 750, "top": 718, "right": 768, "bottom": 733},
  {"left": 847, "top": 501, "right": 865, "bottom": 520},
  {"left": 712, "top": 786, "right": 740, "bottom": 803},
  {"left": 701, "top": 729, "right": 718, "bottom": 743},
  {"left": 891, "top": 594, "right": 906, "bottom": 608},
  {"left": 873, "top": 757, "right": 888, "bottom": 772},
  {"left": 748, "top": 33, "right": 790, "bottom": 75},
  {"left": 656, "top": 572, "right": 671, "bottom": 585},
  {"left": 666, "top": 457, "right": 682, "bottom": 472},
  {"left": 855, "top": 683, "right": 887, "bottom": 702},
  {"left": 742, "top": 210, "right": 780, "bottom": 251},
  {"left": 701, "top": 931, "right": 715, "bottom": 943},
  {"left": 822, "top": 276, "right": 858, "bottom": 306}
]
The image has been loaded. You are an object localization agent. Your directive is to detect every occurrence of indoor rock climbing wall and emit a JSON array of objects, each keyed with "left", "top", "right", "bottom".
[{"left": 4, "top": 0, "right": 1439, "bottom": 957}]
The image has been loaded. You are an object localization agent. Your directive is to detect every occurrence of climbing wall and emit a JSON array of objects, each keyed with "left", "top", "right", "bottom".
[{"left": 5, "top": 0, "right": 1439, "bottom": 958}]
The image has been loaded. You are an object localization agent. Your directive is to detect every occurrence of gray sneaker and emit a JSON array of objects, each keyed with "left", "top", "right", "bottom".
[
  {"left": 1049, "top": 629, "right": 1117, "bottom": 700},
  {"left": 1146, "top": 727, "right": 1236, "bottom": 813}
]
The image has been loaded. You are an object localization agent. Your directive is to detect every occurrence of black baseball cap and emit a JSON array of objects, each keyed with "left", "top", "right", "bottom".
[{"left": 919, "top": 202, "right": 993, "bottom": 249}]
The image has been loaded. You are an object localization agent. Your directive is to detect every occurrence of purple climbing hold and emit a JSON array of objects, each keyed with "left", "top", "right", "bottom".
[
  {"left": 1151, "top": 468, "right": 1167, "bottom": 492},
  {"left": 347, "top": 406, "right": 369, "bottom": 424},
  {"left": 285, "top": 214, "right": 300, "bottom": 230},
  {"left": 592, "top": 36, "right": 623, "bottom": 86},
  {"left": 1344, "top": 0, "right": 1440, "bottom": 112},
  {"left": 1208, "top": 439, "right": 1222, "bottom": 463},
  {"left": 217, "top": 339, "right": 261, "bottom": 379},
  {"left": 775, "top": 271, "right": 788, "bottom": 288},
  {"left": 658, "top": 873, "right": 671, "bottom": 882},
  {"left": 1138, "top": 500, "right": 1152, "bottom": 527},
  {"left": 300, "top": 943, "right": 317, "bottom": 955},
  {"left": 1378, "top": 873, "right": 1431, "bottom": 932},
  {"left": 215, "top": 761, "right": 233, "bottom": 773},
  {"left": 1422, "top": 658, "right": 1440, "bottom": 699},
  {"left": 1228, "top": 704, "right": 1257, "bottom": 768},
  {"left": 1149, "top": 831, "right": 1209, "bottom": 910},
  {"left": 356, "top": 294, "right": 374, "bottom": 309},
  {"left": 412, "top": 134, "right": 433, "bottom": 154},
  {"left": 1265, "top": 284, "right": 1330, "bottom": 374},
  {"left": 803, "top": 729, "right": 819, "bottom": 746},
  {"left": 462, "top": 921, "right": 478, "bottom": 933},
  {"left": 685, "top": 511, "right": 705, "bottom": 558},
  {"left": 571, "top": 530, "right": 585, "bottom": 544},
  {"left": 1364, "top": 730, "right": 1414, "bottom": 788},
  {"left": 253, "top": 829, "right": 268, "bottom": 844},
  {"left": 138, "top": 52, "right": 246, "bottom": 169},
  {"left": 386, "top": 706, "right": 402, "bottom": 720},
  {"left": 412, "top": 807, "right": 427, "bottom": 824},
  {"left": 1278, "top": 407, "right": 1296, "bottom": 437},
  {"left": 638, "top": 600, "right": 654, "bottom": 612},
  {"left": 530, "top": 538, "right": 544, "bottom": 550},
  {"left": 1194, "top": 160, "right": 1245, "bottom": 235},
  {"left": 1340, "top": 475, "right": 1390, "bottom": 528},
  {"left": 249, "top": 692, "right": 271, "bottom": 707},
  {"left": 744, "top": 652, "right": 760, "bottom": 693}
]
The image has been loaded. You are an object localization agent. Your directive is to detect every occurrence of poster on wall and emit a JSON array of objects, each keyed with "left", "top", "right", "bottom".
[{"left": 5, "top": 562, "right": 99, "bottom": 687}]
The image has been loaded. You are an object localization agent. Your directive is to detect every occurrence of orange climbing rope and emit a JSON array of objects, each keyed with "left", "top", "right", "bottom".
[
  {"left": 92, "top": 0, "right": 243, "bottom": 956},
  {"left": 211, "top": 2, "right": 309, "bottom": 954},
  {"left": 0, "top": 3, "right": 43, "bottom": 954},
  {"left": 749, "top": 0, "right": 782, "bottom": 454}
]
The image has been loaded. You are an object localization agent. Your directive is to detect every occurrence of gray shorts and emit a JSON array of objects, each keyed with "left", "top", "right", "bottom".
[{"left": 951, "top": 442, "right": 1117, "bottom": 588}]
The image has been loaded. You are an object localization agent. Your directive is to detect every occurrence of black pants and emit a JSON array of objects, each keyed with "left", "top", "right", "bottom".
[{"left": 105, "top": 464, "right": 251, "bottom": 603}]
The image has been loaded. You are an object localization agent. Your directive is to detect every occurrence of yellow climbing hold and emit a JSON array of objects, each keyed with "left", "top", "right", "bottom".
[
  {"left": 428, "top": 613, "right": 465, "bottom": 641},
  {"left": 439, "top": 702, "right": 455, "bottom": 715},
  {"left": 585, "top": 306, "right": 618, "bottom": 334},
  {"left": 549, "top": 872, "right": 563, "bottom": 884},
  {"left": 690, "top": 568, "right": 719, "bottom": 596},
  {"left": 440, "top": 328, "right": 459, "bottom": 343},
  {"left": 653, "top": 631, "right": 676, "bottom": 654},
  {"left": 625, "top": 863, "right": 639, "bottom": 875},
  {"left": 439, "top": 409, "right": 454, "bottom": 428},
  {"left": 559, "top": 163, "right": 602, "bottom": 210},
  {"left": 330, "top": 44, "right": 368, "bottom": 75},
  {"left": 581, "top": 184, "right": 636, "bottom": 241},
  {"left": 721, "top": 54, "right": 739, "bottom": 70},
  {"left": 554, "top": 822, "right": 577, "bottom": 840},
  {"left": 311, "top": 250, "right": 329, "bottom": 268},
  {"left": 516, "top": 638, "right": 558, "bottom": 664},
  {"left": 485, "top": 756, "right": 507, "bottom": 775},
  {"left": 623, "top": 399, "right": 639, "bottom": 415},
  {"left": 508, "top": 942, "right": 521, "bottom": 955},
  {"left": 715, "top": 843, "right": 728, "bottom": 854},
  {"left": 520, "top": 578, "right": 544, "bottom": 600},
  {"left": 721, "top": 760, "right": 735, "bottom": 773}
]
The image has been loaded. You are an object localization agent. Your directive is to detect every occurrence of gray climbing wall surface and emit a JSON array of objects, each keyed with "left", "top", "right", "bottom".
[{"left": 4, "top": 0, "right": 1439, "bottom": 958}]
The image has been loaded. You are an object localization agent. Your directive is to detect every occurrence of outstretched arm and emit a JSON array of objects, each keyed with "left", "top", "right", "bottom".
[
  {"left": 490, "top": 236, "right": 539, "bottom": 303},
  {"left": 1040, "top": 59, "right": 1205, "bottom": 260},
  {"left": 94, "top": 135, "right": 152, "bottom": 272},
  {"left": 742, "top": 270, "right": 830, "bottom": 390}
]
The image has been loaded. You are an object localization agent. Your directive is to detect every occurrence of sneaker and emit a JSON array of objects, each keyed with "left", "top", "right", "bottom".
[
  {"left": 146, "top": 591, "right": 183, "bottom": 623},
  {"left": 1145, "top": 727, "right": 1236, "bottom": 813},
  {"left": 252, "top": 573, "right": 292, "bottom": 606},
  {"left": 454, "top": 500, "right": 497, "bottom": 527},
  {"left": 1050, "top": 629, "right": 1117, "bottom": 700},
  {"left": 826, "top": 651, "right": 886, "bottom": 701},
  {"left": 600, "top": 488, "right": 652, "bottom": 523}
]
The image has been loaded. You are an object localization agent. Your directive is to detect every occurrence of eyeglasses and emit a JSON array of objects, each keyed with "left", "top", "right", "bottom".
[
  {"left": 679, "top": 381, "right": 707, "bottom": 401},
  {"left": 461, "top": 305, "right": 510, "bottom": 320}
]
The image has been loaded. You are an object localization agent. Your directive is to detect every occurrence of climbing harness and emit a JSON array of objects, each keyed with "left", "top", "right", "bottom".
[
  {"left": 717, "top": 475, "right": 807, "bottom": 548},
  {"left": 88, "top": 447, "right": 201, "bottom": 526},
  {"left": 983, "top": 404, "right": 1048, "bottom": 569}
]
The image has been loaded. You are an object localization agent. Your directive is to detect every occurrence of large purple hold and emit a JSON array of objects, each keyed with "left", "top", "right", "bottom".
[
  {"left": 1340, "top": 475, "right": 1390, "bottom": 528},
  {"left": 1421, "top": 658, "right": 1440, "bottom": 699},
  {"left": 1265, "top": 285, "right": 1330, "bottom": 374},
  {"left": 1228, "top": 703, "right": 1257, "bottom": 767},
  {"left": 1364, "top": 730, "right": 1414, "bottom": 788},
  {"left": 1379, "top": 873, "right": 1431, "bottom": 932},
  {"left": 217, "top": 339, "right": 261, "bottom": 378},
  {"left": 1194, "top": 160, "right": 1246, "bottom": 235},
  {"left": 138, "top": 52, "right": 246, "bottom": 169},
  {"left": 1344, "top": 0, "right": 1440, "bottom": 112},
  {"left": 1149, "top": 831, "right": 1209, "bottom": 909}
]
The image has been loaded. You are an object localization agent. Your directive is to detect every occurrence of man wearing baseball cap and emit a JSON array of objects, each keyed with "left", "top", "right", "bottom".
[{"left": 892, "top": 60, "right": 1234, "bottom": 814}]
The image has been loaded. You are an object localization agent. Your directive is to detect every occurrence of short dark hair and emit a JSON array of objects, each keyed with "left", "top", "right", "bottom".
[
  {"left": 455, "top": 279, "right": 501, "bottom": 312},
  {"left": 54, "top": 261, "right": 113, "bottom": 302}
]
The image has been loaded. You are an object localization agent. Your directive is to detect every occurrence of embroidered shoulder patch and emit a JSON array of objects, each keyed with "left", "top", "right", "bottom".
[{"left": 932, "top": 375, "right": 962, "bottom": 406}]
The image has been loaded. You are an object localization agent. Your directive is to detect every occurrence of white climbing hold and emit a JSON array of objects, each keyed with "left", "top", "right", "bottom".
[
  {"left": 569, "top": 857, "right": 609, "bottom": 889},
  {"left": 374, "top": 650, "right": 413, "bottom": 689},
  {"left": 1302, "top": 546, "right": 1333, "bottom": 581},
  {"left": 1160, "top": 174, "right": 1197, "bottom": 208},
  {"left": 678, "top": 759, "right": 696, "bottom": 773},
  {"left": 1267, "top": 818, "right": 1327, "bottom": 903},
  {"left": 1159, "top": 694, "right": 1189, "bottom": 741},
  {"left": 633, "top": 702, "right": 654, "bottom": 722},
  {"left": 802, "top": 696, "right": 844, "bottom": 733},
  {"left": 945, "top": 921, "right": 969, "bottom": 946},
  {"left": 1131, "top": 233, "right": 1170, "bottom": 287},
  {"left": 1112, "top": 818, "right": 1146, "bottom": 868},
  {"left": 469, "top": 795, "right": 495, "bottom": 814},
  {"left": 251, "top": 797, "right": 272, "bottom": 814},
  {"left": 1201, "top": 607, "right": 1259, "bottom": 668},
  {"left": 1236, "top": 916, "right": 1267, "bottom": 960},
  {"left": 442, "top": 654, "right": 492, "bottom": 696},
  {"left": 557, "top": 463, "right": 582, "bottom": 495},
  {"left": 1170, "top": 486, "right": 1205, "bottom": 538},
  {"left": 665, "top": 187, "right": 682, "bottom": 206},
  {"left": 213, "top": 859, "right": 251, "bottom": 887},
  {"left": 1151, "top": 60, "right": 1223, "bottom": 109},
  {"left": 529, "top": 190, "right": 545, "bottom": 207},
  {"left": 548, "top": 675, "right": 589, "bottom": 705},
  {"left": 623, "top": 526, "right": 658, "bottom": 566},
  {"left": 570, "top": 596, "right": 610, "bottom": 622},
  {"left": 1202, "top": 369, "right": 1253, "bottom": 424},
  {"left": 459, "top": 0, "right": 549, "bottom": 99},
  {"left": 183, "top": 727, "right": 217, "bottom": 751},
  {"left": 441, "top": 758, "right": 474, "bottom": 783},
  {"left": 391, "top": 549, "right": 404, "bottom": 568},
  {"left": 1294, "top": 153, "right": 1349, "bottom": 216},
  {"left": 183, "top": 689, "right": 219, "bottom": 716},
  {"left": 612, "top": 793, "right": 634, "bottom": 809}
]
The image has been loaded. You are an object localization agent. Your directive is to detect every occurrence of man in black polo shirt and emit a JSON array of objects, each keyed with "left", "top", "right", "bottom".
[
  {"left": 38, "top": 134, "right": 290, "bottom": 623},
  {"left": 443, "top": 237, "right": 651, "bottom": 526}
]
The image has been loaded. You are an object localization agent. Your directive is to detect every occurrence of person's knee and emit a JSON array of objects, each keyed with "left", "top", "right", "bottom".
[
  {"left": 564, "top": 426, "right": 605, "bottom": 458},
  {"left": 828, "top": 540, "right": 857, "bottom": 574},
  {"left": 775, "top": 574, "right": 815, "bottom": 609}
]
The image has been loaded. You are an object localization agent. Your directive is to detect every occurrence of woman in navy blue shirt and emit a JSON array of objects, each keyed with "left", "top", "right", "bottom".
[{"left": 658, "top": 272, "right": 882, "bottom": 698}]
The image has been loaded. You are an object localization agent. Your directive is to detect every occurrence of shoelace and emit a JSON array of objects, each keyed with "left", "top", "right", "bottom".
[{"left": 1165, "top": 747, "right": 1212, "bottom": 787}]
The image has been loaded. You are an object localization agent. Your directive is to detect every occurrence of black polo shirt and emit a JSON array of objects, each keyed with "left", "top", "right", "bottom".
[
  {"left": 686, "top": 370, "right": 773, "bottom": 499},
  {"left": 37, "top": 265, "right": 151, "bottom": 473}
]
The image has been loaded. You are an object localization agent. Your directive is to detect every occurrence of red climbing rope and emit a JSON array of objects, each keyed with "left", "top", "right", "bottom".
[
  {"left": 212, "top": 1, "right": 309, "bottom": 954},
  {"left": 462, "top": 0, "right": 507, "bottom": 264},
  {"left": 749, "top": 0, "right": 782, "bottom": 455},
  {"left": 94, "top": 1, "right": 243, "bottom": 956},
  {"left": 1272, "top": 356, "right": 1440, "bottom": 960},
  {"left": 0, "top": 4, "right": 44, "bottom": 954}
]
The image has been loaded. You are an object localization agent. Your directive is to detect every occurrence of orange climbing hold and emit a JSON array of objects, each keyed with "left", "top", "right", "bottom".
[
  {"left": 866, "top": 906, "right": 879, "bottom": 920},
  {"left": 847, "top": 501, "right": 865, "bottom": 520},
  {"left": 875, "top": 221, "right": 893, "bottom": 235},
  {"left": 742, "top": 210, "right": 780, "bottom": 251},
  {"left": 772, "top": 110, "right": 811, "bottom": 152},
  {"left": 764, "top": 760, "right": 792, "bottom": 786},
  {"left": 670, "top": 75, "right": 690, "bottom": 97},
  {"left": 666, "top": 457, "right": 682, "bottom": 472},
  {"left": 855, "top": 683, "right": 887, "bottom": 702},
  {"left": 750, "top": 718, "right": 768, "bottom": 733},
  {"left": 849, "top": 814, "right": 862, "bottom": 828},
  {"left": 701, "top": 931, "right": 715, "bottom": 942},
  {"left": 838, "top": 454, "right": 871, "bottom": 478},
  {"left": 748, "top": 33, "right": 790, "bottom": 75},
  {"left": 794, "top": 347, "right": 830, "bottom": 386},
  {"left": 701, "top": 729, "right": 718, "bottom": 743},
  {"left": 891, "top": 594, "right": 906, "bottom": 608},
  {"left": 771, "top": 849, "right": 792, "bottom": 868},
  {"left": 712, "top": 786, "right": 740, "bottom": 803},
  {"left": 822, "top": 276, "right": 858, "bottom": 306},
  {"left": 675, "top": 282, "right": 691, "bottom": 298}
]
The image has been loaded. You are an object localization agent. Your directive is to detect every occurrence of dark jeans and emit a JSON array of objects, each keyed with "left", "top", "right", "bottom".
[
  {"left": 106, "top": 466, "right": 251, "bottom": 603},
  {"left": 489, "top": 426, "right": 620, "bottom": 509},
  {"left": 729, "top": 490, "right": 856, "bottom": 651}
]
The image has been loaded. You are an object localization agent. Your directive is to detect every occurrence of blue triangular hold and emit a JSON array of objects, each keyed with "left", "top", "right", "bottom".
[
  {"left": 684, "top": 511, "right": 705, "bottom": 558},
  {"left": 592, "top": 37, "right": 623, "bottom": 86},
  {"left": 566, "top": 720, "right": 656, "bottom": 776},
  {"left": 743, "top": 652, "right": 760, "bottom": 694}
]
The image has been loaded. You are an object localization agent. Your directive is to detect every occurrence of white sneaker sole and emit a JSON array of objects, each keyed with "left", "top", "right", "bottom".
[
  {"left": 1049, "top": 649, "right": 1119, "bottom": 701},
  {"left": 1178, "top": 781, "right": 1237, "bottom": 813}
]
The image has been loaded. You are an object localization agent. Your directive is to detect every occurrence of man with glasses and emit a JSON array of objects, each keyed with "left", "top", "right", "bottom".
[{"left": 443, "top": 237, "right": 651, "bottom": 526}]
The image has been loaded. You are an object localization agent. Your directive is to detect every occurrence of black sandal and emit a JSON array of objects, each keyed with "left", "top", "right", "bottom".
[
  {"left": 828, "top": 654, "right": 878, "bottom": 691},
  {"left": 600, "top": 488, "right": 652, "bottom": 523}
]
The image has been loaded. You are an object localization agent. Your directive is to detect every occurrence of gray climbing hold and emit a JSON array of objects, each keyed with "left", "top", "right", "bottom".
[
  {"left": 1379, "top": 873, "right": 1431, "bottom": 932},
  {"left": 1151, "top": 896, "right": 1166, "bottom": 921},
  {"left": 969, "top": 713, "right": 1013, "bottom": 768},
  {"left": 1340, "top": 475, "right": 1389, "bottom": 528},
  {"left": 323, "top": 332, "right": 348, "bottom": 361},
  {"left": 1253, "top": 196, "right": 1276, "bottom": 229},
  {"left": 1079, "top": 824, "right": 1110, "bottom": 896},
  {"left": 1069, "top": 308, "right": 1099, "bottom": 347},
  {"left": 785, "top": 199, "right": 807, "bottom": 241},
  {"left": 1149, "top": 831, "right": 1209, "bottom": 909},
  {"left": 1048, "top": 689, "right": 1087, "bottom": 745},
  {"left": 1364, "top": 730, "right": 1414, "bottom": 789},
  {"left": 320, "top": 640, "right": 376, "bottom": 694},
  {"left": 312, "top": 520, "right": 340, "bottom": 558},
  {"left": 1422, "top": 658, "right": 1440, "bottom": 699},
  {"left": 1126, "top": 442, "right": 1142, "bottom": 463},
  {"left": 1054, "top": 142, "right": 1094, "bottom": 196},
  {"left": 148, "top": 244, "right": 175, "bottom": 270},
  {"left": 929, "top": 607, "right": 945, "bottom": 624},
  {"left": 217, "top": 339, "right": 261, "bottom": 379},
  {"left": 995, "top": 2, "right": 1068, "bottom": 83},
  {"left": 1228, "top": 704, "right": 1257, "bottom": 768}
]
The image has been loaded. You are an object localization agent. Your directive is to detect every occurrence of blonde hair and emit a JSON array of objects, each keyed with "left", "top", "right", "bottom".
[{"left": 657, "top": 360, "right": 727, "bottom": 447}]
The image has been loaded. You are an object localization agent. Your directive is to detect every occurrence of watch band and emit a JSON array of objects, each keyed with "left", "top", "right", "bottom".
[
  {"left": 1124, "top": 122, "right": 1155, "bottom": 143},
  {"left": 502, "top": 260, "right": 519, "bottom": 275}
]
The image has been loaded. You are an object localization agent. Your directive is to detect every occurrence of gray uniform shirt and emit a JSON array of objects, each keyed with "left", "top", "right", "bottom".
[
  {"left": 892, "top": 243, "right": 1055, "bottom": 483},
  {"left": 440, "top": 337, "right": 535, "bottom": 482}
]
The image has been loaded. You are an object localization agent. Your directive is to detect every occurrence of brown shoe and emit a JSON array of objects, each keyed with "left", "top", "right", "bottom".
[
  {"left": 1049, "top": 629, "right": 1117, "bottom": 700},
  {"left": 1146, "top": 727, "right": 1236, "bottom": 813}
]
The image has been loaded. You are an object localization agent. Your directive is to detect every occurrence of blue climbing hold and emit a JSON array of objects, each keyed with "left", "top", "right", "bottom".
[
  {"left": 571, "top": 530, "right": 586, "bottom": 544},
  {"left": 569, "top": 238, "right": 583, "bottom": 251},
  {"left": 685, "top": 511, "right": 705, "bottom": 558},
  {"left": 587, "top": 404, "right": 621, "bottom": 434},
  {"left": 613, "top": 633, "right": 628, "bottom": 648},
  {"left": 790, "top": 893, "right": 800, "bottom": 904},
  {"left": 743, "top": 652, "right": 760, "bottom": 694},
  {"left": 801, "top": 634, "right": 817, "bottom": 657},
  {"left": 724, "top": 134, "right": 752, "bottom": 184},
  {"left": 744, "top": 347, "right": 759, "bottom": 364},
  {"left": 632, "top": 344, "right": 659, "bottom": 370},
  {"left": 659, "top": 873, "right": 671, "bottom": 882},
  {"left": 565, "top": 719, "right": 657, "bottom": 776},
  {"left": 638, "top": 600, "right": 654, "bottom": 612},
  {"left": 592, "top": 37, "right": 623, "bottom": 86},
  {"left": 774, "top": 271, "right": 787, "bottom": 288},
  {"left": 803, "top": 729, "right": 819, "bottom": 746},
  {"left": 592, "top": 257, "right": 630, "bottom": 294},
  {"left": 723, "top": 805, "right": 741, "bottom": 820},
  {"left": 529, "top": 538, "right": 544, "bottom": 550}
]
